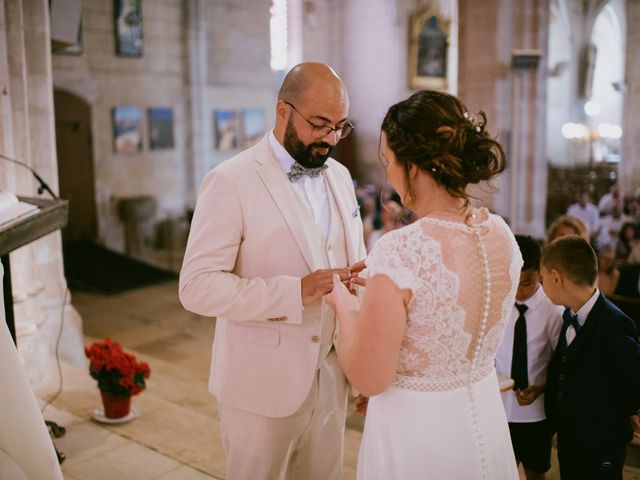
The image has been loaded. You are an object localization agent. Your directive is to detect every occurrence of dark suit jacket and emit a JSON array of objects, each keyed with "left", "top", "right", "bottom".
[
  {"left": 614, "top": 264, "right": 640, "bottom": 298},
  {"left": 545, "top": 293, "right": 640, "bottom": 470}
]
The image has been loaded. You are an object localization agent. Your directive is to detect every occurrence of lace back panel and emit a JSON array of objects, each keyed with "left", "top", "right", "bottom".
[{"left": 366, "top": 209, "right": 522, "bottom": 392}]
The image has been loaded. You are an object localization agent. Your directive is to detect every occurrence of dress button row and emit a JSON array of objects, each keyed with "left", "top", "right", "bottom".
[{"left": 311, "top": 335, "right": 320, "bottom": 343}]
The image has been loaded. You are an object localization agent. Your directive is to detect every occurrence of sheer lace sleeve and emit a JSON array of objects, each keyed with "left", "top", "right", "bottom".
[{"left": 366, "top": 229, "right": 420, "bottom": 294}]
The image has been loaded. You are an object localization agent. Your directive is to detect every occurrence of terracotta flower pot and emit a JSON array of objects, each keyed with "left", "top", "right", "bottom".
[{"left": 100, "top": 390, "right": 131, "bottom": 419}]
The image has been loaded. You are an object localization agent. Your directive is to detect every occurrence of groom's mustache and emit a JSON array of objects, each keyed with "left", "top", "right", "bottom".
[{"left": 310, "top": 142, "right": 332, "bottom": 149}]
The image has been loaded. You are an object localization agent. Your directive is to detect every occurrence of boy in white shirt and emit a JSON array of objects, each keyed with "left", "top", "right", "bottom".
[{"left": 496, "top": 235, "right": 564, "bottom": 479}]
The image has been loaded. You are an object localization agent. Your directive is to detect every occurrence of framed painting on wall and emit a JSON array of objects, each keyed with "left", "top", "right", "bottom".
[
  {"left": 112, "top": 106, "right": 142, "bottom": 154},
  {"left": 408, "top": 9, "right": 450, "bottom": 90},
  {"left": 148, "top": 108, "right": 174, "bottom": 150},
  {"left": 114, "top": 0, "right": 143, "bottom": 57},
  {"left": 213, "top": 110, "right": 240, "bottom": 151},
  {"left": 242, "top": 108, "right": 266, "bottom": 148}
]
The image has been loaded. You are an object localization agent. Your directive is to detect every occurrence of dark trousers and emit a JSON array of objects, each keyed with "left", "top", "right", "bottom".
[{"left": 557, "top": 432, "right": 626, "bottom": 480}]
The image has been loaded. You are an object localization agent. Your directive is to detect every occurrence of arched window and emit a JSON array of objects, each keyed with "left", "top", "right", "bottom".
[
  {"left": 588, "top": 2, "right": 624, "bottom": 162},
  {"left": 270, "top": 0, "right": 287, "bottom": 71}
]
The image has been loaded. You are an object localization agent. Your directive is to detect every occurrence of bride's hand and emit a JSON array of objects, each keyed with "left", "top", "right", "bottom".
[{"left": 325, "top": 274, "right": 359, "bottom": 312}]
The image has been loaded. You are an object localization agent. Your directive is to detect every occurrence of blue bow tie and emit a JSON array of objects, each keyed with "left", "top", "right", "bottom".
[
  {"left": 287, "top": 162, "right": 328, "bottom": 182},
  {"left": 562, "top": 308, "right": 581, "bottom": 333}
]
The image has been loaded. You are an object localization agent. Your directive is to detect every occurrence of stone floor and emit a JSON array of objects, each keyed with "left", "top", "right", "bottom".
[{"left": 35, "top": 280, "right": 640, "bottom": 479}]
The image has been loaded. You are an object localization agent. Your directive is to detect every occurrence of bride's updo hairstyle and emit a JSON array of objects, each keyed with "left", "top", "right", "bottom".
[{"left": 381, "top": 90, "right": 506, "bottom": 205}]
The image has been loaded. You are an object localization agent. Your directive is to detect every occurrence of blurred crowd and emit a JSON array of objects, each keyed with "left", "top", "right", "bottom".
[{"left": 355, "top": 180, "right": 640, "bottom": 299}]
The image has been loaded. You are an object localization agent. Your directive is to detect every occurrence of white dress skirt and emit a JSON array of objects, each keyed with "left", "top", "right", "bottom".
[{"left": 357, "top": 370, "right": 519, "bottom": 480}]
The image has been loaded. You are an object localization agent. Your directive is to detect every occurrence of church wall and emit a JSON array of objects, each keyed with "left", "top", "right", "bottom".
[
  {"left": 53, "top": 0, "right": 189, "bottom": 252},
  {"left": 53, "top": 0, "right": 277, "bottom": 254}
]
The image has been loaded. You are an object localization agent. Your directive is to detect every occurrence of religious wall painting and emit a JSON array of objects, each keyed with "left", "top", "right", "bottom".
[
  {"left": 114, "top": 0, "right": 143, "bottom": 57},
  {"left": 214, "top": 110, "right": 240, "bottom": 151},
  {"left": 408, "top": 9, "right": 450, "bottom": 90},
  {"left": 148, "top": 107, "right": 174, "bottom": 150},
  {"left": 242, "top": 108, "right": 266, "bottom": 148},
  {"left": 112, "top": 106, "right": 142, "bottom": 154}
]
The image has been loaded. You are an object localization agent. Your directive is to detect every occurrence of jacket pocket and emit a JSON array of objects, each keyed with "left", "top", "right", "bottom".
[{"left": 227, "top": 322, "right": 280, "bottom": 346}]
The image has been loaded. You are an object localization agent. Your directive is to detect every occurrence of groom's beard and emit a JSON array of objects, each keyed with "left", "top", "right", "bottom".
[{"left": 283, "top": 118, "right": 334, "bottom": 169}]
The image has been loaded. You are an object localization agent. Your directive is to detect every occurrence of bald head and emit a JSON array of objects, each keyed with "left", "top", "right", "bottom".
[
  {"left": 278, "top": 62, "right": 348, "bottom": 106},
  {"left": 274, "top": 62, "right": 350, "bottom": 168}
]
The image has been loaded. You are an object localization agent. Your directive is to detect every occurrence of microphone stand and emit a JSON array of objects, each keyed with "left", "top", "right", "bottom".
[
  {"left": 0, "top": 152, "right": 65, "bottom": 463},
  {"left": 0, "top": 153, "right": 58, "bottom": 199}
]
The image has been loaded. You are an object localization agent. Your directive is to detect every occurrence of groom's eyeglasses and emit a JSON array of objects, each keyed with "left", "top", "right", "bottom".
[{"left": 284, "top": 101, "right": 354, "bottom": 140}]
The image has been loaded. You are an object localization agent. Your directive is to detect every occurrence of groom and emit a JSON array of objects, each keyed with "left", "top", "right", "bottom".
[{"left": 179, "top": 62, "right": 366, "bottom": 479}]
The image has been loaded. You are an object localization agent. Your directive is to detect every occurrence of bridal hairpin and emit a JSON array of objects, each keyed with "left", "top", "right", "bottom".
[{"left": 463, "top": 112, "right": 482, "bottom": 133}]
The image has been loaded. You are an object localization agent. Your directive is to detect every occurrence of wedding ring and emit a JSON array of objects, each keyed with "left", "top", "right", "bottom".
[{"left": 348, "top": 270, "right": 352, "bottom": 279}]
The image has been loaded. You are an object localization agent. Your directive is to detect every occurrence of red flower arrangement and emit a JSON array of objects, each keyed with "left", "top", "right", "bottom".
[{"left": 84, "top": 339, "right": 151, "bottom": 397}]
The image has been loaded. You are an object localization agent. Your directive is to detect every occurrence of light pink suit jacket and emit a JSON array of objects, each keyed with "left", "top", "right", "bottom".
[{"left": 179, "top": 134, "right": 366, "bottom": 418}]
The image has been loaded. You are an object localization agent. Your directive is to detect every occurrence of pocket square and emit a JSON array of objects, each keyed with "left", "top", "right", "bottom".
[{"left": 352, "top": 206, "right": 360, "bottom": 218}]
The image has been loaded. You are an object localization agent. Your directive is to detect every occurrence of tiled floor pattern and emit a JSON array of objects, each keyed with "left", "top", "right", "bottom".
[{"left": 35, "top": 281, "right": 640, "bottom": 479}]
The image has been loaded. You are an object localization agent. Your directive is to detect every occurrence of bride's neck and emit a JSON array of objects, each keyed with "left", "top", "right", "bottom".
[{"left": 412, "top": 194, "right": 466, "bottom": 219}]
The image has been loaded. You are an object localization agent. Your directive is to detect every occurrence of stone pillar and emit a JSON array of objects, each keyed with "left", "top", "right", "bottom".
[
  {"left": 1, "top": 0, "right": 84, "bottom": 386},
  {"left": 459, "top": 0, "right": 550, "bottom": 238},
  {"left": 185, "top": 0, "right": 210, "bottom": 203},
  {"left": 620, "top": 0, "right": 640, "bottom": 195}
]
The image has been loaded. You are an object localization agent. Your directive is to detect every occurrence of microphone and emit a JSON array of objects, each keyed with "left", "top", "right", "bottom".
[{"left": 0, "top": 153, "right": 58, "bottom": 199}]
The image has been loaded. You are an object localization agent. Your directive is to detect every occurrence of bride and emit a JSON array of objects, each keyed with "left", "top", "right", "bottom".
[{"left": 327, "top": 91, "right": 522, "bottom": 479}]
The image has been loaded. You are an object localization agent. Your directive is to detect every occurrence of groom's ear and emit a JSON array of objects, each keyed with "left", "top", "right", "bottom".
[{"left": 276, "top": 100, "right": 289, "bottom": 121}]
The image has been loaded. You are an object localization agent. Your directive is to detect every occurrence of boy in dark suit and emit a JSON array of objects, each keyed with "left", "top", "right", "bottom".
[{"left": 540, "top": 235, "right": 640, "bottom": 479}]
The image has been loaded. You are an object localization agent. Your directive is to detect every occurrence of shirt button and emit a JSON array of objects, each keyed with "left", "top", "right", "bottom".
[
  {"left": 559, "top": 374, "right": 564, "bottom": 381},
  {"left": 557, "top": 392, "right": 563, "bottom": 398},
  {"left": 311, "top": 335, "right": 320, "bottom": 343},
  {"left": 327, "top": 245, "right": 332, "bottom": 251},
  {"left": 561, "top": 356, "right": 567, "bottom": 362}
]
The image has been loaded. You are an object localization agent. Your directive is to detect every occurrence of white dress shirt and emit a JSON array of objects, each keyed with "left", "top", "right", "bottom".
[
  {"left": 565, "top": 288, "right": 600, "bottom": 346},
  {"left": 496, "top": 285, "right": 564, "bottom": 422},
  {"left": 567, "top": 202, "right": 600, "bottom": 236},
  {"left": 269, "top": 131, "right": 331, "bottom": 238}
]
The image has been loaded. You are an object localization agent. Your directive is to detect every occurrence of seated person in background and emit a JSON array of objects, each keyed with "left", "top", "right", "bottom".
[
  {"left": 615, "top": 221, "right": 640, "bottom": 264},
  {"left": 566, "top": 191, "right": 600, "bottom": 241},
  {"left": 496, "top": 235, "right": 563, "bottom": 480},
  {"left": 546, "top": 214, "right": 589, "bottom": 244},
  {"left": 596, "top": 246, "right": 620, "bottom": 297},
  {"left": 541, "top": 235, "right": 640, "bottom": 479},
  {"left": 366, "top": 200, "right": 403, "bottom": 251},
  {"left": 598, "top": 182, "right": 621, "bottom": 216},
  {"left": 596, "top": 203, "right": 629, "bottom": 250}
]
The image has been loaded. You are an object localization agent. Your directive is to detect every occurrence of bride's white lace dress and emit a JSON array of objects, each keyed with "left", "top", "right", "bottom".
[{"left": 359, "top": 208, "right": 522, "bottom": 479}]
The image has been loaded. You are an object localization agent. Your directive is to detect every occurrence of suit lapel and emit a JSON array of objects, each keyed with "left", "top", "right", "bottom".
[
  {"left": 565, "top": 293, "right": 606, "bottom": 362},
  {"left": 324, "top": 163, "right": 359, "bottom": 265},
  {"left": 253, "top": 136, "right": 326, "bottom": 272}
]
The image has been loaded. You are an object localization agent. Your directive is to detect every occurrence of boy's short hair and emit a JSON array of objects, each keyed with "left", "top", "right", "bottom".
[
  {"left": 541, "top": 235, "right": 597, "bottom": 286},
  {"left": 515, "top": 234, "right": 541, "bottom": 271}
]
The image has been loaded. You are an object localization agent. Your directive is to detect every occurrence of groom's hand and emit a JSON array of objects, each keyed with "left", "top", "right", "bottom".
[
  {"left": 347, "top": 260, "right": 367, "bottom": 289},
  {"left": 302, "top": 268, "right": 351, "bottom": 306}
]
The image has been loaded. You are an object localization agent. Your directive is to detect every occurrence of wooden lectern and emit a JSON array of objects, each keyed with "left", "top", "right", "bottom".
[{"left": 0, "top": 196, "right": 68, "bottom": 344}]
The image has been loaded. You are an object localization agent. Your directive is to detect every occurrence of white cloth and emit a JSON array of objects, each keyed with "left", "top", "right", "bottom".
[
  {"left": 567, "top": 202, "right": 600, "bottom": 236},
  {"left": 0, "top": 264, "right": 63, "bottom": 480},
  {"left": 496, "top": 286, "right": 564, "bottom": 422},
  {"left": 566, "top": 288, "right": 599, "bottom": 346},
  {"left": 359, "top": 208, "right": 522, "bottom": 478},
  {"left": 269, "top": 131, "right": 331, "bottom": 238}
]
